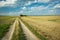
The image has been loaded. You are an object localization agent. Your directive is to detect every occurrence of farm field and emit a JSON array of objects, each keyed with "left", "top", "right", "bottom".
[
  {"left": 21, "top": 16, "right": 60, "bottom": 40},
  {"left": 0, "top": 16, "right": 15, "bottom": 40},
  {"left": 0, "top": 16, "right": 60, "bottom": 40}
]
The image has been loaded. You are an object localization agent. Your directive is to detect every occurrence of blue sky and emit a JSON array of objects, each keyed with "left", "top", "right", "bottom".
[{"left": 0, "top": 0, "right": 60, "bottom": 16}]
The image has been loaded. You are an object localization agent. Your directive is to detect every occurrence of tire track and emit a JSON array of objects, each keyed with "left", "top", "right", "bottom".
[
  {"left": 19, "top": 18, "right": 40, "bottom": 40},
  {"left": 2, "top": 18, "right": 17, "bottom": 40}
]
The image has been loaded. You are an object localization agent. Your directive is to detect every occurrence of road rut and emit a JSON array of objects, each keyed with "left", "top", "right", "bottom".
[
  {"left": 2, "top": 19, "right": 17, "bottom": 40},
  {"left": 19, "top": 19, "right": 40, "bottom": 40}
]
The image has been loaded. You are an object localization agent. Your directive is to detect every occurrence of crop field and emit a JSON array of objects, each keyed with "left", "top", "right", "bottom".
[
  {"left": 0, "top": 16, "right": 15, "bottom": 39},
  {"left": 0, "top": 16, "right": 60, "bottom": 40},
  {"left": 21, "top": 16, "right": 60, "bottom": 40}
]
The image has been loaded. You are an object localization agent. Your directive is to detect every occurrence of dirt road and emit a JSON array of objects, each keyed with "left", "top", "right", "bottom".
[
  {"left": 19, "top": 19, "right": 40, "bottom": 40},
  {"left": 2, "top": 18, "right": 40, "bottom": 40},
  {"left": 2, "top": 18, "right": 18, "bottom": 40}
]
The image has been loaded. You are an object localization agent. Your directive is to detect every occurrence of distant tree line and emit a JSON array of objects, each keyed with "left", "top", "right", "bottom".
[{"left": 20, "top": 14, "right": 28, "bottom": 17}]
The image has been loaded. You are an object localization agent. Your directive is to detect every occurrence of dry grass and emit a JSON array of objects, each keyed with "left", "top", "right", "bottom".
[
  {"left": 21, "top": 16, "right": 60, "bottom": 40},
  {"left": 0, "top": 16, "right": 15, "bottom": 24}
]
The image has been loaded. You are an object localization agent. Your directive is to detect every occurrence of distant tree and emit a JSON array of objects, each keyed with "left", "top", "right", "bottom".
[{"left": 20, "top": 14, "right": 27, "bottom": 17}]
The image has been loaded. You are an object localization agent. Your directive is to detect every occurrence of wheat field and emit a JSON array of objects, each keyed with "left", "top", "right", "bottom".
[{"left": 21, "top": 16, "right": 60, "bottom": 40}]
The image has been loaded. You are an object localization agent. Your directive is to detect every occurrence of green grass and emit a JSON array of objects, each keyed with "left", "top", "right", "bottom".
[
  {"left": 11, "top": 25, "right": 19, "bottom": 40},
  {"left": 12, "top": 21, "right": 26, "bottom": 40},
  {"left": 21, "top": 18, "right": 47, "bottom": 40},
  {"left": 0, "top": 24, "right": 10, "bottom": 39},
  {"left": 19, "top": 21, "right": 26, "bottom": 40},
  {"left": 0, "top": 16, "right": 15, "bottom": 39},
  {"left": 48, "top": 19, "right": 60, "bottom": 22}
]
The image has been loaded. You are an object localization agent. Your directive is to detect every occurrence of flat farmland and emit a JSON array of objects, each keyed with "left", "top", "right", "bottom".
[
  {"left": 0, "top": 16, "right": 15, "bottom": 39},
  {"left": 21, "top": 16, "right": 60, "bottom": 40}
]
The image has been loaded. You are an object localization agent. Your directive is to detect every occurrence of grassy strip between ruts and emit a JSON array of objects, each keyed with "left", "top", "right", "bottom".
[
  {"left": 20, "top": 18, "right": 47, "bottom": 40},
  {"left": 0, "top": 24, "right": 10, "bottom": 40},
  {"left": 12, "top": 20, "right": 26, "bottom": 40}
]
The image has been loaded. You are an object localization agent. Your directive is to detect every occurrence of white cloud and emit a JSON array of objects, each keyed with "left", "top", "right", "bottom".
[
  {"left": 25, "top": 1, "right": 32, "bottom": 5},
  {"left": 25, "top": 0, "right": 37, "bottom": 6},
  {"left": 54, "top": 4, "right": 60, "bottom": 8},
  {"left": 0, "top": 0, "right": 17, "bottom": 7},
  {"left": 30, "top": 6, "right": 47, "bottom": 11},
  {"left": 20, "top": 6, "right": 48, "bottom": 14},
  {"left": 25, "top": 0, "right": 49, "bottom": 6},
  {"left": 49, "top": 9, "right": 55, "bottom": 14},
  {"left": 37, "top": 0, "right": 49, "bottom": 2},
  {"left": 33, "top": 0, "right": 49, "bottom": 3},
  {"left": 22, "top": 7, "right": 26, "bottom": 9},
  {"left": 47, "top": 1, "right": 59, "bottom": 8},
  {"left": 8, "top": 12, "right": 20, "bottom": 16},
  {"left": 34, "top": 0, "right": 37, "bottom": 2}
]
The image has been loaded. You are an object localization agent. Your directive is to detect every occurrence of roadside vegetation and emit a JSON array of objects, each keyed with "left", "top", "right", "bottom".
[{"left": 0, "top": 16, "right": 15, "bottom": 40}]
